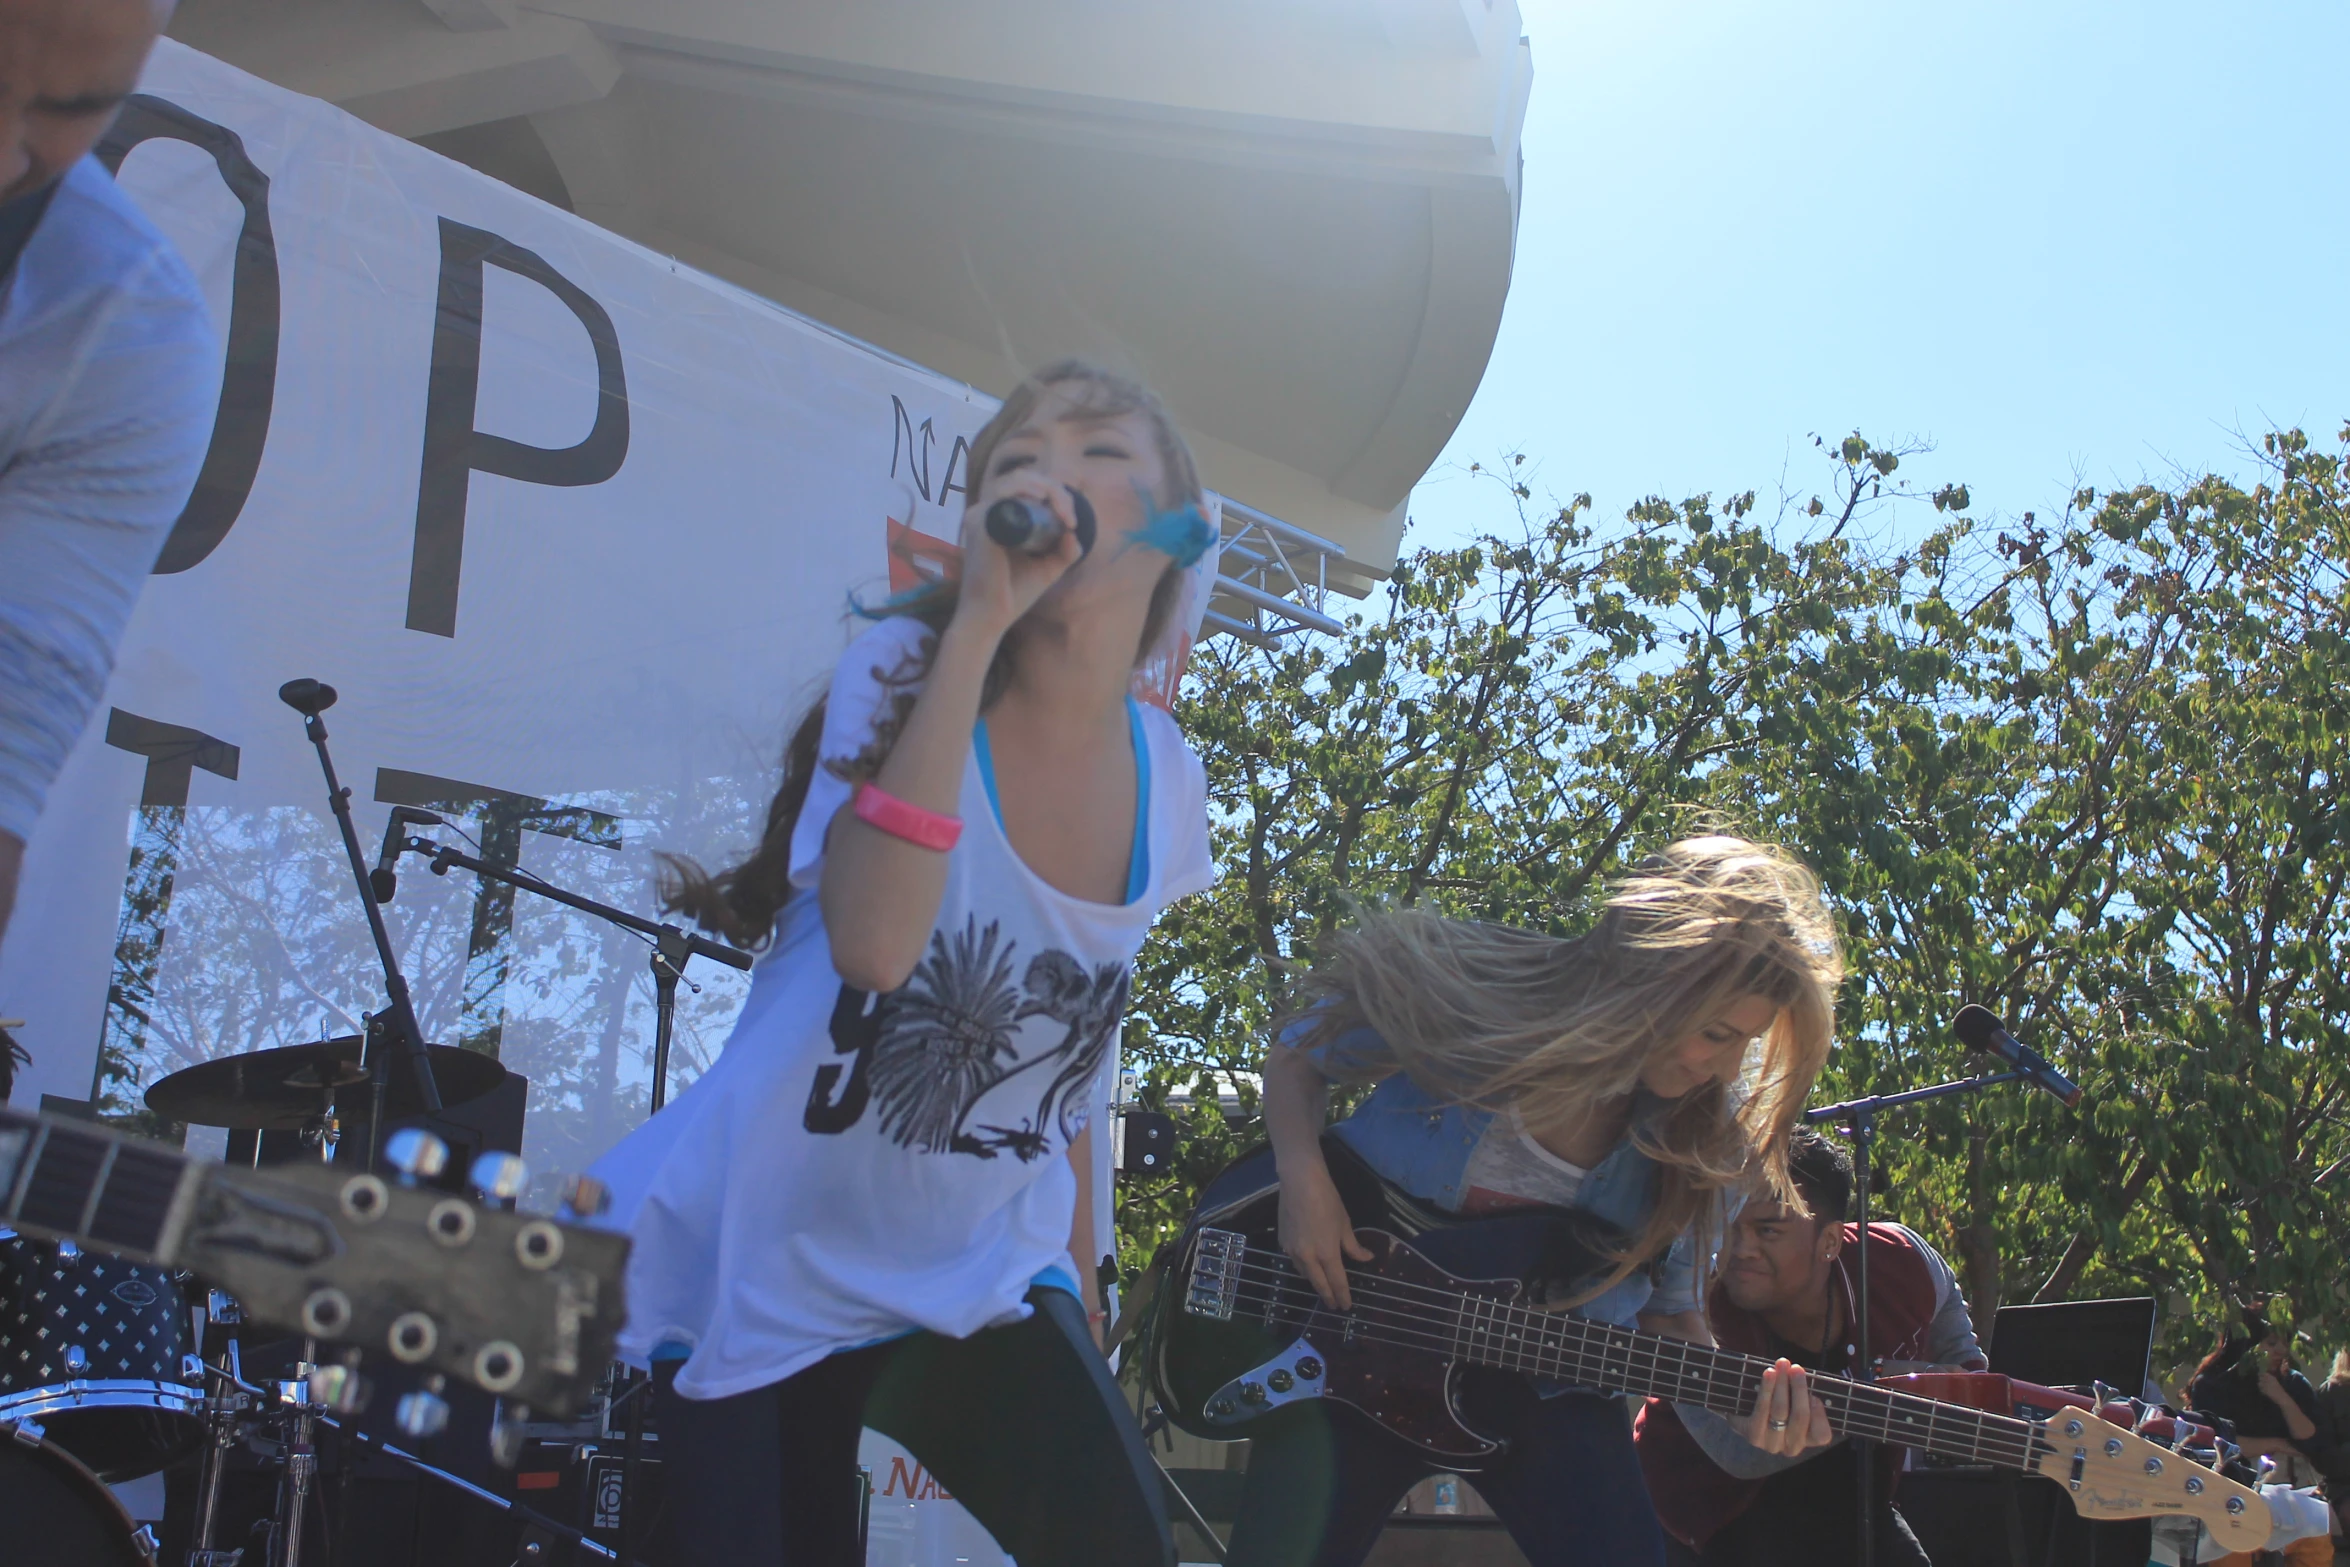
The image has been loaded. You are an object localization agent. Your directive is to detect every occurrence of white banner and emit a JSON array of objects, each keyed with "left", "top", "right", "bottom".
[{"left": 0, "top": 38, "right": 1213, "bottom": 1294}]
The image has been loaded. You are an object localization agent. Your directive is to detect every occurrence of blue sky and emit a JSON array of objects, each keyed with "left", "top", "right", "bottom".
[{"left": 1407, "top": 0, "right": 2350, "bottom": 549}]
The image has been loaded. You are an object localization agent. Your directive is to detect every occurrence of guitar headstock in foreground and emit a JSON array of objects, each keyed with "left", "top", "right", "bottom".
[
  {"left": 2036, "top": 1403, "right": 2267, "bottom": 1552},
  {"left": 0, "top": 1109, "right": 626, "bottom": 1418}
]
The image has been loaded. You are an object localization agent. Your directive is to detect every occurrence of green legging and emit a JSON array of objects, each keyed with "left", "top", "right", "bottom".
[{"left": 652, "top": 1289, "right": 1171, "bottom": 1567}]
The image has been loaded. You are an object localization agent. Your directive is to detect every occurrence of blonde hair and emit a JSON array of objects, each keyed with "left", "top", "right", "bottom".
[
  {"left": 2329, "top": 1348, "right": 2350, "bottom": 1389},
  {"left": 1289, "top": 835, "right": 1843, "bottom": 1298}
]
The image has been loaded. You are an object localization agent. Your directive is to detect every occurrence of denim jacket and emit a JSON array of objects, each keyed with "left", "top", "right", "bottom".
[{"left": 1296, "top": 1022, "right": 1700, "bottom": 1333}]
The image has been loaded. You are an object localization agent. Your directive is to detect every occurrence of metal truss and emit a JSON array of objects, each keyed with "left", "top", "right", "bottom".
[{"left": 1205, "top": 498, "right": 1347, "bottom": 648}]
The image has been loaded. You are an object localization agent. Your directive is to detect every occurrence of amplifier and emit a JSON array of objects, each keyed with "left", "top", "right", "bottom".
[{"left": 510, "top": 1436, "right": 665, "bottom": 1548}]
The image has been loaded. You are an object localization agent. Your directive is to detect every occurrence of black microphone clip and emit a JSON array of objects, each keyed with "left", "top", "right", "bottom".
[
  {"left": 1952, "top": 1004, "right": 2082, "bottom": 1108},
  {"left": 371, "top": 807, "right": 445, "bottom": 904}
]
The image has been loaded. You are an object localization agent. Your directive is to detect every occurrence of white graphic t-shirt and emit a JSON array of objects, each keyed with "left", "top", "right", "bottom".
[
  {"left": 591, "top": 616, "right": 1214, "bottom": 1400},
  {"left": 1457, "top": 1106, "right": 1591, "bottom": 1216}
]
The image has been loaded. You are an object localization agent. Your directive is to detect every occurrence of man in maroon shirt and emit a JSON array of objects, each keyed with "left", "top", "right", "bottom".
[{"left": 1636, "top": 1130, "right": 1988, "bottom": 1566}]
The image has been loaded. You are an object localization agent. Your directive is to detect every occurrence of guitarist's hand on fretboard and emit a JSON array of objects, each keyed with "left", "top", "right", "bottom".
[{"left": 1741, "top": 1358, "right": 1834, "bottom": 1457}]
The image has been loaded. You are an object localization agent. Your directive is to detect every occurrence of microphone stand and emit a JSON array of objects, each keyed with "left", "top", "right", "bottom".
[
  {"left": 1804, "top": 1068, "right": 2025, "bottom": 1565},
  {"left": 392, "top": 838, "right": 753, "bottom": 1110},
  {"left": 280, "top": 683, "right": 448, "bottom": 1167},
  {"left": 382, "top": 834, "right": 752, "bottom": 1567}
]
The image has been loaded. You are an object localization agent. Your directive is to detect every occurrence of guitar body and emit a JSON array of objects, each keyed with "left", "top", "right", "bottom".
[{"left": 1148, "top": 1138, "right": 1624, "bottom": 1466}]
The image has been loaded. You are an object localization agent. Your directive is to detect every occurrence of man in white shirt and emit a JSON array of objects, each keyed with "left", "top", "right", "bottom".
[{"left": 0, "top": 0, "right": 214, "bottom": 949}]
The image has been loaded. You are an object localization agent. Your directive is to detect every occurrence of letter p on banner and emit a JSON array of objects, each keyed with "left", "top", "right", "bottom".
[{"left": 409, "top": 217, "right": 630, "bottom": 637}]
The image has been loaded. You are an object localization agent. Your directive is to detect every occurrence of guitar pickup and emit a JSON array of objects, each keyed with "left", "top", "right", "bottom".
[{"left": 1186, "top": 1228, "right": 1245, "bottom": 1321}]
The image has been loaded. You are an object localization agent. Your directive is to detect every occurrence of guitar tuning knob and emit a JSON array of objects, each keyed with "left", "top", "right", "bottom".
[
  {"left": 385, "top": 1129, "right": 449, "bottom": 1184},
  {"left": 395, "top": 1389, "right": 450, "bottom": 1439},
  {"left": 559, "top": 1174, "right": 611, "bottom": 1219},
  {"left": 469, "top": 1152, "right": 531, "bottom": 1202},
  {"left": 308, "top": 1363, "right": 370, "bottom": 1415}
]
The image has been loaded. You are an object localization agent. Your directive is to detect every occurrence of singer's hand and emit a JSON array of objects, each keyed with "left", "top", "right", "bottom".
[{"left": 951, "top": 472, "right": 1085, "bottom": 643}]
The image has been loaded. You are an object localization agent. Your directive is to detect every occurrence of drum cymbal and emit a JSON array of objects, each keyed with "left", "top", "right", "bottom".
[{"left": 143, "top": 1038, "right": 507, "bottom": 1130}]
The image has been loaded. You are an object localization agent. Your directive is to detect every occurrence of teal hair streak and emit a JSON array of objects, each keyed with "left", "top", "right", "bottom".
[{"left": 1124, "top": 484, "right": 1217, "bottom": 568}]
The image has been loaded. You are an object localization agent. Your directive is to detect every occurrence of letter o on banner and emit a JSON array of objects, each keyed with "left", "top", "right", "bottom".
[{"left": 97, "top": 95, "right": 281, "bottom": 576}]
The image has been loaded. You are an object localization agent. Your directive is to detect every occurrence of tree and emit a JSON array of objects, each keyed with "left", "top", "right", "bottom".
[{"left": 1123, "top": 424, "right": 2350, "bottom": 1372}]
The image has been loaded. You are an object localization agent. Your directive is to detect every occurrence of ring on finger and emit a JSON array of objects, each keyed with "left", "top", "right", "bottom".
[{"left": 1768, "top": 1417, "right": 1790, "bottom": 1430}]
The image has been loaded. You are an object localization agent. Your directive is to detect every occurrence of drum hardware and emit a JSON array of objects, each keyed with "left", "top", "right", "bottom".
[
  {"left": 186, "top": 1354, "right": 254, "bottom": 1567},
  {"left": 263, "top": 1350, "right": 325, "bottom": 1567},
  {"left": 188, "top": 1357, "right": 659, "bottom": 1567}
]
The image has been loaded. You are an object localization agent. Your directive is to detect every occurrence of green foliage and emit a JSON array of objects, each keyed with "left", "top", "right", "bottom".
[{"left": 1122, "top": 426, "right": 2350, "bottom": 1377}]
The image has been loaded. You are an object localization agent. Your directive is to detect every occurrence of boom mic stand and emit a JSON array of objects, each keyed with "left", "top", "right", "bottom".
[
  {"left": 278, "top": 680, "right": 451, "bottom": 1172},
  {"left": 1804, "top": 1065, "right": 2029, "bottom": 1565},
  {"left": 378, "top": 828, "right": 751, "bottom": 1566},
  {"left": 381, "top": 837, "right": 754, "bottom": 1111}
]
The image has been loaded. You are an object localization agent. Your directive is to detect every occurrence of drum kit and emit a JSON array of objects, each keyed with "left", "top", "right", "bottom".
[
  {"left": 0, "top": 1037, "right": 527, "bottom": 1566},
  {"left": 0, "top": 680, "right": 748, "bottom": 1565}
]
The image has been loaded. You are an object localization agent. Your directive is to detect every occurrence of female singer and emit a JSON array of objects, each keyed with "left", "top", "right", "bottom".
[
  {"left": 1233, "top": 837, "right": 1845, "bottom": 1567},
  {"left": 593, "top": 361, "right": 1218, "bottom": 1567}
]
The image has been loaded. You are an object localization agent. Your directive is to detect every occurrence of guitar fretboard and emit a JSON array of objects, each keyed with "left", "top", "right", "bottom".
[
  {"left": 1449, "top": 1294, "right": 2047, "bottom": 1469},
  {"left": 0, "top": 1107, "right": 191, "bottom": 1260}
]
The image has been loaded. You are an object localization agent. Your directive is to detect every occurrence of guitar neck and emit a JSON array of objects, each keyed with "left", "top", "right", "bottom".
[
  {"left": 0, "top": 1107, "right": 203, "bottom": 1262},
  {"left": 1457, "top": 1302, "right": 2048, "bottom": 1471}
]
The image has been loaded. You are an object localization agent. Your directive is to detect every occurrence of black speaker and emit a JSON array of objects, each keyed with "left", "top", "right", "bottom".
[
  {"left": 1898, "top": 1467, "right": 2152, "bottom": 1567},
  {"left": 1118, "top": 1111, "right": 1177, "bottom": 1175}
]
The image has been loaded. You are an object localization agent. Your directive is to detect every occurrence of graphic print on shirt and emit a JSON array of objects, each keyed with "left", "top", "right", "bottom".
[
  {"left": 802, "top": 984, "right": 882, "bottom": 1134},
  {"left": 969, "top": 948, "right": 1130, "bottom": 1162},
  {"left": 869, "top": 916, "right": 1026, "bottom": 1155},
  {"left": 804, "top": 915, "right": 1130, "bottom": 1163}
]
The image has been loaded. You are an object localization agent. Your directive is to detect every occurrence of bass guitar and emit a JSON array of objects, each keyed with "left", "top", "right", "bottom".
[
  {"left": 1147, "top": 1142, "right": 2269, "bottom": 1554},
  {"left": 0, "top": 1107, "right": 625, "bottom": 1417}
]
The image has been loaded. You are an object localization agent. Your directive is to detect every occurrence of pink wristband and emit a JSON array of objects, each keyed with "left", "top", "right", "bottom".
[{"left": 853, "top": 780, "right": 962, "bottom": 852}]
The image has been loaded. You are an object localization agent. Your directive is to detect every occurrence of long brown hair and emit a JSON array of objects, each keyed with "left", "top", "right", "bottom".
[
  {"left": 663, "top": 360, "right": 1202, "bottom": 948},
  {"left": 1287, "top": 836, "right": 1843, "bottom": 1300}
]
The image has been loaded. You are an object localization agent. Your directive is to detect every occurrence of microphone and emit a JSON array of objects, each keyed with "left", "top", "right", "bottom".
[
  {"left": 1951, "top": 1005, "right": 2082, "bottom": 1107},
  {"left": 371, "top": 807, "right": 444, "bottom": 904},
  {"left": 984, "top": 488, "right": 1097, "bottom": 557},
  {"left": 278, "top": 678, "right": 338, "bottom": 716}
]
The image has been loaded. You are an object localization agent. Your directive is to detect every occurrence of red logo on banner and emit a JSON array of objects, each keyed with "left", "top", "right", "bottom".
[
  {"left": 882, "top": 1455, "right": 954, "bottom": 1500},
  {"left": 888, "top": 516, "right": 961, "bottom": 596}
]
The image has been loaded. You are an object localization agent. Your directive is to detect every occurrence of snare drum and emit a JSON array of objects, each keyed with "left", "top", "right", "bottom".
[{"left": 0, "top": 1236, "right": 202, "bottom": 1481}]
